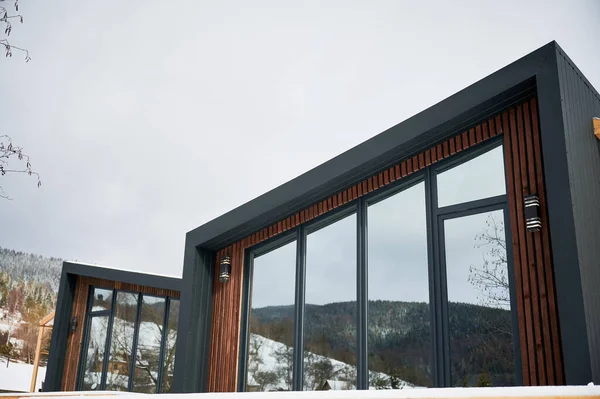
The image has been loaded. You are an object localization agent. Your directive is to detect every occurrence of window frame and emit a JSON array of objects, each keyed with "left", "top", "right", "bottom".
[
  {"left": 77, "top": 286, "right": 178, "bottom": 393},
  {"left": 238, "top": 135, "right": 522, "bottom": 390}
]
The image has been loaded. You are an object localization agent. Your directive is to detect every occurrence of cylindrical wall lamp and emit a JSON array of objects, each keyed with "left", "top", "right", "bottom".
[
  {"left": 219, "top": 255, "right": 231, "bottom": 283},
  {"left": 524, "top": 194, "right": 541, "bottom": 232}
]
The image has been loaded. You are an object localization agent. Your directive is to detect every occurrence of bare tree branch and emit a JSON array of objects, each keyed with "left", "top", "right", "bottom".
[
  {"left": 0, "top": 135, "right": 41, "bottom": 200},
  {"left": 1, "top": 0, "right": 30, "bottom": 62}
]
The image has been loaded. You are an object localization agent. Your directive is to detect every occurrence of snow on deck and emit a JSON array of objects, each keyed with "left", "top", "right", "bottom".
[{"left": 0, "top": 359, "right": 45, "bottom": 393}]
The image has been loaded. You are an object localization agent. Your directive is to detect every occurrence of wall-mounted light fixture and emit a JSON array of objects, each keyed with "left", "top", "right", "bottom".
[
  {"left": 524, "top": 194, "right": 541, "bottom": 232},
  {"left": 593, "top": 117, "right": 600, "bottom": 140},
  {"left": 219, "top": 255, "right": 232, "bottom": 283}
]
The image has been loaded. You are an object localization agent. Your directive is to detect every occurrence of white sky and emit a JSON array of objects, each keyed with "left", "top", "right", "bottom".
[{"left": 1, "top": 1, "right": 599, "bottom": 280}]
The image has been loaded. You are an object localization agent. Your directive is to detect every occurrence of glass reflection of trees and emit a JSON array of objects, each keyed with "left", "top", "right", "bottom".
[
  {"left": 81, "top": 316, "right": 109, "bottom": 390},
  {"left": 445, "top": 210, "right": 515, "bottom": 387},
  {"left": 106, "top": 292, "right": 139, "bottom": 391},
  {"left": 79, "top": 287, "right": 179, "bottom": 393},
  {"left": 245, "top": 240, "right": 296, "bottom": 392},
  {"left": 133, "top": 296, "right": 166, "bottom": 393},
  {"left": 161, "top": 299, "right": 179, "bottom": 393}
]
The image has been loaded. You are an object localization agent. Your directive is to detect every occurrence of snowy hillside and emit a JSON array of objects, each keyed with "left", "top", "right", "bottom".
[
  {"left": 246, "top": 333, "right": 416, "bottom": 391},
  {"left": 0, "top": 247, "right": 62, "bottom": 293}
]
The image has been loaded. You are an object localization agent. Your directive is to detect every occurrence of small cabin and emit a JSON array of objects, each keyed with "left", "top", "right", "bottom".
[
  {"left": 45, "top": 41, "right": 600, "bottom": 394},
  {"left": 45, "top": 262, "right": 180, "bottom": 393}
]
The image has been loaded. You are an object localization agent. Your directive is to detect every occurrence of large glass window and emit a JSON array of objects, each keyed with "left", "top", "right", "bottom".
[
  {"left": 367, "top": 182, "right": 431, "bottom": 389},
  {"left": 443, "top": 210, "right": 515, "bottom": 387},
  {"left": 245, "top": 241, "right": 296, "bottom": 392},
  {"left": 78, "top": 288, "right": 179, "bottom": 393},
  {"left": 240, "top": 141, "right": 518, "bottom": 390},
  {"left": 304, "top": 214, "right": 357, "bottom": 391}
]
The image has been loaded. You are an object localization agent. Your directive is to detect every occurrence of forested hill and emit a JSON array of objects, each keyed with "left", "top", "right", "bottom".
[
  {"left": 251, "top": 300, "right": 515, "bottom": 387},
  {"left": 0, "top": 247, "right": 62, "bottom": 292}
]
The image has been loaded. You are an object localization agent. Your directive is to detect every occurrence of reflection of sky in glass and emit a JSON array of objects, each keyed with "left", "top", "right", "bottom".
[
  {"left": 251, "top": 241, "right": 297, "bottom": 308},
  {"left": 444, "top": 210, "right": 509, "bottom": 309},
  {"left": 368, "top": 182, "right": 428, "bottom": 303},
  {"left": 306, "top": 214, "right": 356, "bottom": 305},
  {"left": 437, "top": 146, "right": 506, "bottom": 207},
  {"left": 247, "top": 146, "right": 507, "bottom": 310}
]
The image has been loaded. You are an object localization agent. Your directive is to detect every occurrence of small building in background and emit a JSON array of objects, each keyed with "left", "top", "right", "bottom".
[{"left": 45, "top": 262, "right": 180, "bottom": 393}]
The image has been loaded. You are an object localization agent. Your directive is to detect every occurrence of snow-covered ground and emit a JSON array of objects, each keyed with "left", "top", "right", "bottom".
[
  {"left": 0, "top": 308, "right": 23, "bottom": 335},
  {"left": 0, "top": 358, "right": 46, "bottom": 392}
]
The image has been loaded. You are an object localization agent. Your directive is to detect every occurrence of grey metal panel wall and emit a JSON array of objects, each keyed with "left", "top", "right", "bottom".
[{"left": 556, "top": 47, "right": 600, "bottom": 384}]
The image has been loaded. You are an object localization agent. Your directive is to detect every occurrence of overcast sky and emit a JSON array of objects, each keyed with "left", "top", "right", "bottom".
[{"left": 1, "top": 1, "right": 599, "bottom": 281}]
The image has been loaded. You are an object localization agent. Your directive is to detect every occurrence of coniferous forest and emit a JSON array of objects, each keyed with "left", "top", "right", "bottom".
[{"left": 0, "top": 247, "right": 62, "bottom": 365}]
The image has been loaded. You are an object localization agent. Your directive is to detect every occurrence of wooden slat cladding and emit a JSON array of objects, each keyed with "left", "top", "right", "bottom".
[
  {"left": 206, "top": 97, "right": 564, "bottom": 391},
  {"left": 60, "top": 276, "right": 180, "bottom": 391},
  {"left": 503, "top": 97, "right": 564, "bottom": 385}
]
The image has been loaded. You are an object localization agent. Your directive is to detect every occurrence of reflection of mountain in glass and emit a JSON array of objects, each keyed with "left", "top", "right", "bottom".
[{"left": 249, "top": 299, "right": 514, "bottom": 389}]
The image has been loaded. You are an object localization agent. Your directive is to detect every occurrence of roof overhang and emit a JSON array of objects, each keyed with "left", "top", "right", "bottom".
[{"left": 62, "top": 261, "right": 182, "bottom": 293}]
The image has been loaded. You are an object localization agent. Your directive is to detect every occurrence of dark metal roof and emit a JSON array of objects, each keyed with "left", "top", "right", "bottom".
[
  {"left": 62, "top": 261, "right": 182, "bottom": 292},
  {"left": 188, "top": 41, "right": 559, "bottom": 250}
]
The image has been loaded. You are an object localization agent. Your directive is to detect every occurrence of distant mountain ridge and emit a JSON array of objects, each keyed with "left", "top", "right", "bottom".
[
  {"left": 251, "top": 299, "right": 515, "bottom": 387},
  {"left": 0, "top": 247, "right": 62, "bottom": 292}
]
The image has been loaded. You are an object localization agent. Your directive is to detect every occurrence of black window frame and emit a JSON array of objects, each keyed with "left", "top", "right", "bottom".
[
  {"left": 238, "top": 135, "right": 523, "bottom": 390},
  {"left": 77, "top": 286, "right": 179, "bottom": 393}
]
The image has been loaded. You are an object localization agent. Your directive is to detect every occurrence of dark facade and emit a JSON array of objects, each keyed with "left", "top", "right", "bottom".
[
  {"left": 45, "top": 262, "right": 181, "bottom": 392},
  {"left": 174, "top": 41, "right": 600, "bottom": 393}
]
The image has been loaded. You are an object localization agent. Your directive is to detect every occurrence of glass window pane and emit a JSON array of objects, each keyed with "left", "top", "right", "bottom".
[
  {"left": 91, "top": 288, "right": 113, "bottom": 312},
  {"left": 444, "top": 210, "right": 516, "bottom": 386},
  {"left": 132, "top": 295, "right": 166, "bottom": 393},
  {"left": 367, "top": 182, "right": 432, "bottom": 388},
  {"left": 81, "top": 316, "right": 109, "bottom": 390},
  {"left": 246, "top": 241, "right": 296, "bottom": 392},
  {"left": 161, "top": 299, "right": 179, "bottom": 393},
  {"left": 106, "top": 292, "right": 139, "bottom": 391},
  {"left": 437, "top": 146, "right": 506, "bottom": 207},
  {"left": 304, "top": 214, "right": 356, "bottom": 391}
]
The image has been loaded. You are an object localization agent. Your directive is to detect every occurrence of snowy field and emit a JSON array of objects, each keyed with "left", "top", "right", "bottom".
[{"left": 0, "top": 358, "right": 46, "bottom": 393}]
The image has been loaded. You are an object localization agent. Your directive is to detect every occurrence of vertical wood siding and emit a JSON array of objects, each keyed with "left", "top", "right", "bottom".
[
  {"left": 60, "top": 276, "right": 180, "bottom": 391},
  {"left": 504, "top": 98, "right": 564, "bottom": 385},
  {"left": 206, "top": 97, "right": 564, "bottom": 391}
]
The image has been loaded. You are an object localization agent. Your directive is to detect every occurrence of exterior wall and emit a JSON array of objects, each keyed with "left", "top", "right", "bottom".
[
  {"left": 556, "top": 48, "right": 600, "bottom": 383},
  {"left": 206, "top": 97, "right": 564, "bottom": 391},
  {"left": 60, "top": 276, "right": 180, "bottom": 391},
  {"left": 504, "top": 98, "right": 563, "bottom": 385}
]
